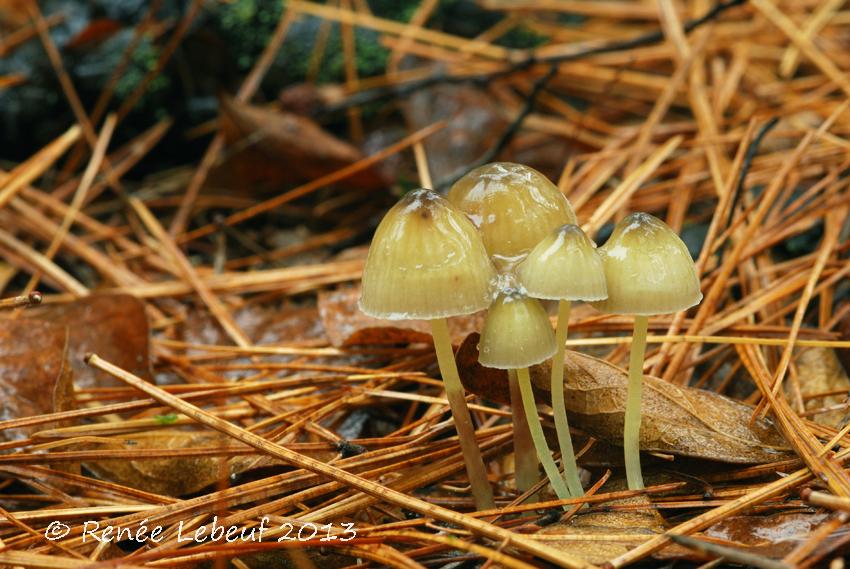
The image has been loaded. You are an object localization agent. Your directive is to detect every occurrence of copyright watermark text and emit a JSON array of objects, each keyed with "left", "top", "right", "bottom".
[{"left": 44, "top": 518, "right": 357, "bottom": 544}]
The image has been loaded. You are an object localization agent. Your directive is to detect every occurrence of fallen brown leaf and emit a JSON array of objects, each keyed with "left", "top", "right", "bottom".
[
  {"left": 538, "top": 494, "right": 671, "bottom": 564},
  {"left": 0, "top": 318, "right": 74, "bottom": 442},
  {"left": 83, "top": 430, "right": 237, "bottom": 497},
  {"left": 83, "top": 432, "right": 339, "bottom": 496},
  {"left": 181, "top": 303, "right": 325, "bottom": 348},
  {"left": 791, "top": 347, "right": 850, "bottom": 428},
  {"left": 457, "top": 333, "right": 792, "bottom": 464},
  {"left": 404, "top": 82, "right": 507, "bottom": 183},
  {"left": 318, "top": 286, "right": 484, "bottom": 347},
  {"left": 278, "top": 82, "right": 345, "bottom": 115},
  {"left": 27, "top": 294, "right": 152, "bottom": 388},
  {"left": 213, "top": 96, "right": 388, "bottom": 193},
  {"left": 704, "top": 511, "right": 830, "bottom": 558}
]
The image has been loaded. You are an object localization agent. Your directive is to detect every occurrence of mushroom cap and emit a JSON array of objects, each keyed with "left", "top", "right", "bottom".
[
  {"left": 359, "top": 189, "right": 496, "bottom": 320},
  {"left": 516, "top": 224, "right": 608, "bottom": 301},
  {"left": 592, "top": 212, "right": 702, "bottom": 315},
  {"left": 448, "top": 162, "right": 577, "bottom": 266},
  {"left": 478, "top": 290, "right": 556, "bottom": 369}
]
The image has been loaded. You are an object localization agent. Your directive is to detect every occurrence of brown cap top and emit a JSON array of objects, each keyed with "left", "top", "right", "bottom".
[{"left": 359, "top": 189, "right": 496, "bottom": 320}]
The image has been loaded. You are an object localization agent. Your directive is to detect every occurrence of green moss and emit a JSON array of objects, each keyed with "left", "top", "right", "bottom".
[
  {"left": 114, "top": 38, "right": 170, "bottom": 104},
  {"left": 265, "top": 16, "right": 391, "bottom": 93},
  {"left": 205, "top": 0, "right": 520, "bottom": 88},
  {"left": 208, "top": 0, "right": 282, "bottom": 71},
  {"left": 319, "top": 28, "right": 389, "bottom": 80}
]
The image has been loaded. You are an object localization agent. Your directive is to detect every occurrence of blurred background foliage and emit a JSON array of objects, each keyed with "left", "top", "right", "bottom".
[{"left": 0, "top": 0, "right": 549, "bottom": 165}]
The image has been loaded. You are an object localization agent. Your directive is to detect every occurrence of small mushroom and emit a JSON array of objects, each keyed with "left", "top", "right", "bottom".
[
  {"left": 593, "top": 212, "right": 702, "bottom": 490},
  {"left": 448, "top": 162, "right": 577, "bottom": 269},
  {"left": 479, "top": 289, "right": 573, "bottom": 502},
  {"left": 516, "top": 224, "right": 607, "bottom": 497},
  {"left": 359, "top": 188, "right": 497, "bottom": 509}
]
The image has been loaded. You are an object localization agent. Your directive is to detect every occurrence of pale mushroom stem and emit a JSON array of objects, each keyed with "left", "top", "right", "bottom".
[
  {"left": 516, "top": 367, "right": 572, "bottom": 505},
  {"left": 624, "top": 314, "right": 649, "bottom": 491},
  {"left": 429, "top": 318, "right": 496, "bottom": 510},
  {"left": 552, "top": 300, "right": 584, "bottom": 497},
  {"left": 508, "top": 369, "right": 539, "bottom": 493}
]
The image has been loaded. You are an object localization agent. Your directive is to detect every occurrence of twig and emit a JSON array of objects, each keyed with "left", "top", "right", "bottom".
[
  {"left": 669, "top": 534, "right": 792, "bottom": 569},
  {"left": 114, "top": 0, "right": 203, "bottom": 123},
  {"left": 179, "top": 121, "right": 446, "bottom": 243},
  {"left": 0, "top": 292, "right": 41, "bottom": 310},
  {"left": 319, "top": 0, "right": 748, "bottom": 115},
  {"left": 85, "top": 354, "right": 597, "bottom": 569},
  {"left": 169, "top": 4, "right": 299, "bottom": 236},
  {"left": 437, "top": 64, "right": 559, "bottom": 188},
  {"left": 721, "top": 117, "right": 780, "bottom": 255}
]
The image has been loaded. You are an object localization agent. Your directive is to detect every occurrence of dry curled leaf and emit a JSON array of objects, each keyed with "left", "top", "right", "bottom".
[
  {"left": 538, "top": 508, "right": 822, "bottom": 565},
  {"left": 28, "top": 294, "right": 152, "bottom": 388},
  {"left": 790, "top": 347, "right": 850, "bottom": 428},
  {"left": 457, "top": 333, "right": 792, "bottom": 464},
  {"left": 83, "top": 430, "right": 343, "bottom": 496},
  {"left": 278, "top": 82, "right": 345, "bottom": 115},
  {"left": 318, "top": 286, "right": 483, "bottom": 347},
  {"left": 538, "top": 494, "right": 671, "bottom": 564},
  {"left": 0, "top": 318, "right": 74, "bottom": 442},
  {"left": 83, "top": 431, "right": 241, "bottom": 497},
  {"left": 214, "top": 96, "right": 387, "bottom": 193},
  {"left": 181, "top": 303, "right": 325, "bottom": 347},
  {"left": 63, "top": 18, "right": 123, "bottom": 53},
  {"left": 704, "top": 511, "right": 830, "bottom": 558},
  {"left": 403, "top": 81, "right": 507, "bottom": 183}
]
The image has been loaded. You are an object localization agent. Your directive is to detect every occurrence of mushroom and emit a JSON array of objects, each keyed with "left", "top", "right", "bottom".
[
  {"left": 359, "top": 188, "right": 497, "bottom": 509},
  {"left": 479, "top": 289, "right": 572, "bottom": 502},
  {"left": 516, "top": 224, "right": 607, "bottom": 497},
  {"left": 593, "top": 212, "right": 702, "bottom": 490},
  {"left": 448, "top": 162, "right": 577, "bottom": 269},
  {"left": 449, "top": 162, "right": 577, "bottom": 492}
]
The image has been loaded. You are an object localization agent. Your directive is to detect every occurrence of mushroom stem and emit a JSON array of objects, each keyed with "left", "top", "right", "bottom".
[
  {"left": 552, "top": 300, "right": 584, "bottom": 497},
  {"left": 516, "top": 366, "right": 572, "bottom": 504},
  {"left": 508, "top": 369, "right": 539, "bottom": 493},
  {"left": 624, "top": 314, "right": 649, "bottom": 490},
  {"left": 429, "top": 318, "right": 495, "bottom": 510}
]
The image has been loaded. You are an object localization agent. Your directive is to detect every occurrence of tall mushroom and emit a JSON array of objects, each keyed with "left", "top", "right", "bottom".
[
  {"left": 516, "top": 224, "right": 607, "bottom": 497},
  {"left": 359, "top": 189, "right": 497, "bottom": 509},
  {"left": 479, "top": 289, "right": 572, "bottom": 502},
  {"left": 449, "top": 162, "right": 577, "bottom": 490},
  {"left": 593, "top": 212, "right": 702, "bottom": 490}
]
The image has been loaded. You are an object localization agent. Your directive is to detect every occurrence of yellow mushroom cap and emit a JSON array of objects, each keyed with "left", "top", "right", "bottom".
[
  {"left": 592, "top": 212, "right": 702, "bottom": 315},
  {"left": 448, "top": 162, "right": 577, "bottom": 266},
  {"left": 359, "top": 189, "right": 496, "bottom": 320},
  {"left": 516, "top": 224, "right": 607, "bottom": 301},
  {"left": 478, "top": 290, "right": 556, "bottom": 369}
]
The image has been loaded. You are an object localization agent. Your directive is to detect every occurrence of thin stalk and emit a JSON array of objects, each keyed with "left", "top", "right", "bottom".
[
  {"left": 624, "top": 314, "right": 649, "bottom": 490},
  {"left": 552, "top": 300, "right": 584, "bottom": 497},
  {"left": 508, "top": 369, "right": 539, "bottom": 493},
  {"left": 429, "top": 318, "right": 495, "bottom": 510},
  {"left": 516, "top": 367, "right": 572, "bottom": 504}
]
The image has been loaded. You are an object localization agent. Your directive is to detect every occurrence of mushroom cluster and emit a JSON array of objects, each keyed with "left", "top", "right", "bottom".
[{"left": 359, "top": 162, "right": 702, "bottom": 505}]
